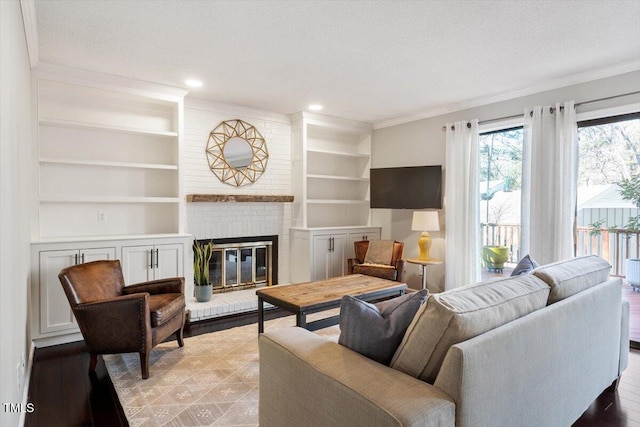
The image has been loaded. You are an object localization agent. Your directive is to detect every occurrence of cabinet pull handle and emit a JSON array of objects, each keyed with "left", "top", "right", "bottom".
[
  {"left": 150, "top": 249, "right": 154, "bottom": 269},
  {"left": 331, "top": 237, "right": 335, "bottom": 252},
  {"left": 80, "top": 253, "right": 85, "bottom": 264},
  {"left": 74, "top": 253, "right": 78, "bottom": 265},
  {"left": 155, "top": 249, "right": 159, "bottom": 268}
]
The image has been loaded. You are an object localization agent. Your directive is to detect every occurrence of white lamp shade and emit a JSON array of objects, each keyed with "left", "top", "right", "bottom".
[{"left": 411, "top": 211, "right": 440, "bottom": 231}]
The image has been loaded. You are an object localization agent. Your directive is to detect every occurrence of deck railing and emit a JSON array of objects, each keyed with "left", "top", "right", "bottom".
[
  {"left": 481, "top": 223, "right": 640, "bottom": 276},
  {"left": 481, "top": 223, "right": 521, "bottom": 263},
  {"left": 576, "top": 227, "right": 640, "bottom": 277}
]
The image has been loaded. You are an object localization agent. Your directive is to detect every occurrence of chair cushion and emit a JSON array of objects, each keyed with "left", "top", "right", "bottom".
[
  {"left": 364, "top": 240, "right": 395, "bottom": 265},
  {"left": 532, "top": 255, "right": 611, "bottom": 304},
  {"left": 353, "top": 264, "right": 397, "bottom": 281},
  {"left": 339, "top": 290, "right": 428, "bottom": 365},
  {"left": 148, "top": 293, "right": 185, "bottom": 327},
  {"left": 390, "top": 274, "right": 550, "bottom": 383}
]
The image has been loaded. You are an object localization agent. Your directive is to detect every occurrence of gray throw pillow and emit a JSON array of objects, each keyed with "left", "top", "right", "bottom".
[
  {"left": 338, "top": 290, "right": 428, "bottom": 365},
  {"left": 511, "top": 254, "right": 539, "bottom": 276}
]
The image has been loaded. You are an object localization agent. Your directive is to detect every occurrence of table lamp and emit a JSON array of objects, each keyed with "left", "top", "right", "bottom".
[{"left": 411, "top": 211, "right": 440, "bottom": 261}]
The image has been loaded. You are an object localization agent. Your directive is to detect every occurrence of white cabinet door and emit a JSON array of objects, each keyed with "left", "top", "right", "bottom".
[
  {"left": 311, "top": 235, "right": 331, "bottom": 281},
  {"left": 39, "top": 250, "right": 78, "bottom": 334},
  {"left": 155, "top": 243, "right": 183, "bottom": 280},
  {"left": 80, "top": 247, "right": 117, "bottom": 264},
  {"left": 39, "top": 247, "right": 115, "bottom": 335},
  {"left": 122, "top": 243, "right": 184, "bottom": 284},
  {"left": 311, "top": 234, "right": 346, "bottom": 281},
  {"left": 121, "top": 245, "right": 154, "bottom": 284},
  {"left": 329, "top": 234, "right": 347, "bottom": 279}
]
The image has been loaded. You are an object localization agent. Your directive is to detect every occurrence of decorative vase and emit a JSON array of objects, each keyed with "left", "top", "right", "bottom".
[
  {"left": 625, "top": 259, "right": 640, "bottom": 291},
  {"left": 194, "top": 283, "right": 213, "bottom": 302},
  {"left": 481, "top": 246, "right": 509, "bottom": 272}
]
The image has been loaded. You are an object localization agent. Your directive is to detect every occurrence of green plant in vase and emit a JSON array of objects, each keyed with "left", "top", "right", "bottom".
[{"left": 193, "top": 241, "right": 214, "bottom": 302}]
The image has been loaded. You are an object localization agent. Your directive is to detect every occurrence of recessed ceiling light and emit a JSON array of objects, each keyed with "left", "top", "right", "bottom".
[
  {"left": 308, "top": 104, "right": 323, "bottom": 111},
  {"left": 185, "top": 79, "right": 203, "bottom": 88}
]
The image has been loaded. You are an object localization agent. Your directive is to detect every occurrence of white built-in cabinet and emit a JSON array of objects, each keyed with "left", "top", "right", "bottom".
[
  {"left": 290, "top": 112, "right": 380, "bottom": 283},
  {"left": 30, "top": 68, "right": 192, "bottom": 347},
  {"left": 290, "top": 227, "right": 380, "bottom": 283},
  {"left": 31, "top": 235, "right": 192, "bottom": 347}
]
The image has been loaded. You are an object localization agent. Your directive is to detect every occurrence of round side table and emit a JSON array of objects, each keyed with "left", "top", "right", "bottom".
[{"left": 407, "top": 258, "right": 443, "bottom": 290}]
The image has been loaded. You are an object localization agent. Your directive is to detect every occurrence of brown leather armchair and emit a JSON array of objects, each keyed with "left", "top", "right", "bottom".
[
  {"left": 348, "top": 240, "right": 406, "bottom": 282},
  {"left": 58, "top": 260, "right": 186, "bottom": 379}
]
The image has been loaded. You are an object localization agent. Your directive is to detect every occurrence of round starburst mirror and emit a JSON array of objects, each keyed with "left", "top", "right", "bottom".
[{"left": 206, "top": 119, "right": 269, "bottom": 187}]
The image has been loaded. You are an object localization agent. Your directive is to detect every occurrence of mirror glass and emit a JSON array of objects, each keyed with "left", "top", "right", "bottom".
[{"left": 223, "top": 137, "right": 253, "bottom": 168}]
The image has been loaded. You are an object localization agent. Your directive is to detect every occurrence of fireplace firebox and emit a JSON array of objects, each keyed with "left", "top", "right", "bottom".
[{"left": 196, "top": 235, "right": 277, "bottom": 293}]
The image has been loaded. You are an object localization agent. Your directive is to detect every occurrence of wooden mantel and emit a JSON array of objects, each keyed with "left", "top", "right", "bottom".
[{"left": 186, "top": 194, "right": 294, "bottom": 203}]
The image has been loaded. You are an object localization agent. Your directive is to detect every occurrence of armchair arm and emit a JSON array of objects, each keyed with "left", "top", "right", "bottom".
[
  {"left": 395, "top": 259, "right": 406, "bottom": 283},
  {"left": 259, "top": 328, "right": 455, "bottom": 427},
  {"left": 123, "top": 276, "right": 185, "bottom": 295},
  {"left": 73, "top": 293, "right": 151, "bottom": 354},
  {"left": 347, "top": 258, "right": 362, "bottom": 275}
]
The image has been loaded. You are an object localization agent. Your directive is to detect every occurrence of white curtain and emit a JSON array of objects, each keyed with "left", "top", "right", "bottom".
[
  {"left": 521, "top": 101, "right": 578, "bottom": 265},
  {"left": 445, "top": 120, "right": 481, "bottom": 289}
]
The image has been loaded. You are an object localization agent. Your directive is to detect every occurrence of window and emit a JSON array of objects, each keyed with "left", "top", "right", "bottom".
[
  {"left": 575, "top": 112, "right": 640, "bottom": 273},
  {"left": 478, "top": 127, "right": 524, "bottom": 272}
]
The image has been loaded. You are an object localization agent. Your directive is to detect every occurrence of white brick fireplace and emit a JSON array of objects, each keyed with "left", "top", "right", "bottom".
[{"left": 183, "top": 99, "right": 293, "bottom": 311}]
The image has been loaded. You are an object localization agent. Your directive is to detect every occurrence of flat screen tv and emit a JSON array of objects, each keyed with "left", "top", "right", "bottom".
[{"left": 370, "top": 165, "right": 442, "bottom": 209}]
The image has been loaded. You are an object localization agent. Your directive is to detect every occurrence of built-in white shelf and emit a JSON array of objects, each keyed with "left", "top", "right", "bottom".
[
  {"left": 307, "top": 174, "right": 369, "bottom": 182},
  {"left": 307, "top": 148, "right": 369, "bottom": 158},
  {"left": 35, "top": 77, "right": 184, "bottom": 239},
  {"left": 291, "top": 112, "right": 373, "bottom": 230},
  {"left": 39, "top": 117, "right": 178, "bottom": 138},
  {"left": 39, "top": 158, "right": 178, "bottom": 170},
  {"left": 307, "top": 199, "right": 369, "bottom": 204},
  {"left": 40, "top": 196, "right": 180, "bottom": 204}
]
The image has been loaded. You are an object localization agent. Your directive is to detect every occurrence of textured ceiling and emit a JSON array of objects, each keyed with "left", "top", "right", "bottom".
[{"left": 34, "top": 0, "right": 640, "bottom": 125}]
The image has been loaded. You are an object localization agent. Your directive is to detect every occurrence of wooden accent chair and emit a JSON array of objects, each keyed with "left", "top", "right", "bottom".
[
  {"left": 58, "top": 260, "right": 186, "bottom": 379},
  {"left": 348, "top": 240, "right": 406, "bottom": 282}
]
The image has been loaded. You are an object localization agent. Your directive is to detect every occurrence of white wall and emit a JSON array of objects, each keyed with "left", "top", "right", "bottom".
[
  {"left": 183, "top": 99, "right": 292, "bottom": 283},
  {"left": 372, "top": 71, "right": 640, "bottom": 292},
  {"left": 0, "top": 1, "right": 33, "bottom": 425}
]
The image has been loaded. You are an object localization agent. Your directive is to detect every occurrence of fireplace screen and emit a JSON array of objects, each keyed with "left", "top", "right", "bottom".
[{"left": 208, "top": 241, "right": 272, "bottom": 291}]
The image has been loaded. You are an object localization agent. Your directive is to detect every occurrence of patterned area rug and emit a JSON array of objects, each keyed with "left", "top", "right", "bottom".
[{"left": 104, "top": 312, "right": 340, "bottom": 427}]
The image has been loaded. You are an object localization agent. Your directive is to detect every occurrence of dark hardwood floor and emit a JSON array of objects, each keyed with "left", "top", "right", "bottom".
[{"left": 25, "top": 308, "right": 640, "bottom": 427}]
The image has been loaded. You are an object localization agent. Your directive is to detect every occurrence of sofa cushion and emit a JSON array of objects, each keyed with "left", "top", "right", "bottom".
[
  {"left": 532, "top": 255, "right": 611, "bottom": 304},
  {"left": 339, "top": 290, "right": 428, "bottom": 365},
  {"left": 511, "top": 254, "right": 539, "bottom": 276},
  {"left": 148, "top": 293, "right": 185, "bottom": 327},
  {"left": 390, "top": 274, "right": 550, "bottom": 383},
  {"left": 353, "top": 263, "right": 398, "bottom": 281}
]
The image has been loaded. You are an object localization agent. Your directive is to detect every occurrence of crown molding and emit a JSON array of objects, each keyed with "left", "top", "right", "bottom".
[
  {"left": 20, "top": 0, "right": 39, "bottom": 68},
  {"left": 373, "top": 59, "right": 640, "bottom": 130},
  {"left": 185, "top": 97, "right": 291, "bottom": 124},
  {"left": 33, "top": 62, "right": 189, "bottom": 101}
]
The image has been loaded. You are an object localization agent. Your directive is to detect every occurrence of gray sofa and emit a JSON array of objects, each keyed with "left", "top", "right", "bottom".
[{"left": 259, "top": 256, "right": 630, "bottom": 427}]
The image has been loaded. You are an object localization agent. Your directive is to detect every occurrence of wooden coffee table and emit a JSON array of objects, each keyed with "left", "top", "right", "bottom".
[{"left": 256, "top": 274, "right": 407, "bottom": 333}]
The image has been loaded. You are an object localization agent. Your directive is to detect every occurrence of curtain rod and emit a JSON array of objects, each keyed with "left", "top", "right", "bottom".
[{"left": 441, "top": 90, "right": 640, "bottom": 132}]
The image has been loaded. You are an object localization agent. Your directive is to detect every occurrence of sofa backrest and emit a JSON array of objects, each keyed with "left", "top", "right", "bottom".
[
  {"left": 532, "top": 255, "right": 611, "bottom": 304},
  {"left": 390, "top": 273, "right": 550, "bottom": 384},
  {"left": 434, "top": 277, "right": 622, "bottom": 427}
]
